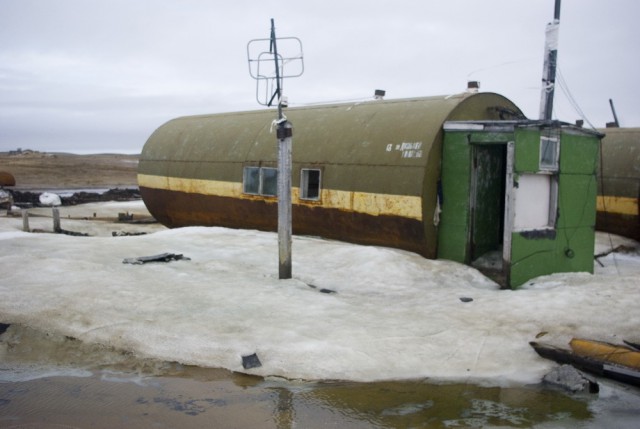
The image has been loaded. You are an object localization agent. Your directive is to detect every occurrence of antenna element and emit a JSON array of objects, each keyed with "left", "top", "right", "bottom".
[{"left": 247, "top": 20, "right": 304, "bottom": 280}]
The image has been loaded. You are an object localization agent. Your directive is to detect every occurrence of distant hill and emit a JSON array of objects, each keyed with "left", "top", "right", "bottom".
[{"left": 0, "top": 152, "right": 139, "bottom": 190}]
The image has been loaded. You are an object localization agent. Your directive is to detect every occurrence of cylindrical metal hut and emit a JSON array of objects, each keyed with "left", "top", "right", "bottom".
[
  {"left": 596, "top": 127, "right": 640, "bottom": 240},
  {"left": 138, "top": 92, "right": 522, "bottom": 258}
]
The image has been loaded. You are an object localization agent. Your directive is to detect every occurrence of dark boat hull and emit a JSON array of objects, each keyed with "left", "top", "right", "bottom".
[{"left": 530, "top": 341, "right": 640, "bottom": 387}]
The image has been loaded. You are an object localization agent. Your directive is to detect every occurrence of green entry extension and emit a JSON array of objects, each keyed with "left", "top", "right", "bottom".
[{"left": 439, "top": 120, "right": 602, "bottom": 288}]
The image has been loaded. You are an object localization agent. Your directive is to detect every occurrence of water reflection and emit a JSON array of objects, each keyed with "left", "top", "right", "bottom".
[
  {"left": 261, "top": 379, "right": 592, "bottom": 428},
  {"left": 0, "top": 324, "right": 633, "bottom": 428}
]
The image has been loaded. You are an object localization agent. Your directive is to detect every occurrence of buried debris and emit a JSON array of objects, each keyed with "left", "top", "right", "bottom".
[
  {"left": 118, "top": 212, "right": 134, "bottom": 222},
  {"left": 543, "top": 364, "right": 599, "bottom": 394},
  {"left": 122, "top": 253, "right": 190, "bottom": 265},
  {"left": 112, "top": 231, "right": 147, "bottom": 237},
  {"left": 242, "top": 353, "right": 262, "bottom": 369},
  {"left": 307, "top": 284, "right": 337, "bottom": 294},
  {"left": 57, "top": 228, "right": 90, "bottom": 237}
]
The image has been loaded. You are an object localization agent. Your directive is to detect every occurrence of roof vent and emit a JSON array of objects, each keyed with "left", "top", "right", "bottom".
[
  {"left": 374, "top": 89, "right": 386, "bottom": 100},
  {"left": 467, "top": 81, "right": 480, "bottom": 93}
]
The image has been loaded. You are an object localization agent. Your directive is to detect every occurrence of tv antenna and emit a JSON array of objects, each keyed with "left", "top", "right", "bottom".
[
  {"left": 247, "top": 20, "right": 304, "bottom": 109},
  {"left": 247, "top": 19, "right": 304, "bottom": 280}
]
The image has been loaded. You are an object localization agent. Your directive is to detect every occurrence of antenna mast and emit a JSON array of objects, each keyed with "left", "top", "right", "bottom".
[
  {"left": 539, "top": 0, "right": 561, "bottom": 120},
  {"left": 247, "top": 20, "right": 304, "bottom": 280}
]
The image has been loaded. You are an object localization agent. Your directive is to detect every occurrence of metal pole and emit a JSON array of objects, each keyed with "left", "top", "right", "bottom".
[
  {"left": 268, "top": 18, "right": 293, "bottom": 279},
  {"left": 277, "top": 120, "right": 293, "bottom": 279},
  {"left": 248, "top": 18, "right": 299, "bottom": 279},
  {"left": 539, "top": 0, "right": 561, "bottom": 120},
  {"left": 609, "top": 99, "right": 620, "bottom": 127}
]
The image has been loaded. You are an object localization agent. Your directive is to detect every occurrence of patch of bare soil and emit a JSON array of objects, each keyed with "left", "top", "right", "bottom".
[{"left": 0, "top": 151, "right": 139, "bottom": 190}]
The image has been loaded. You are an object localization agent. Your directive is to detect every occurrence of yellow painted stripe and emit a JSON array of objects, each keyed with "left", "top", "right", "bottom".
[
  {"left": 138, "top": 173, "right": 423, "bottom": 220},
  {"left": 597, "top": 195, "right": 638, "bottom": 216},
  {"left": 138, "top": 173, "right": 244, "bottom": 198}
]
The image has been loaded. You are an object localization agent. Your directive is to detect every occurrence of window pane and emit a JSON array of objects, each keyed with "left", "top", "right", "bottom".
[
  {"left": 243, "top": 167, "right": 260, "bottom": 194},
  {"left": 262, "top": 168, "right": 278, "bottom": 196},
  {"left": 300, "top": 169, "right": 321, "bottom": 200},
  {"left": 540, "top": 135, "right": 559, "bottom": 170}
]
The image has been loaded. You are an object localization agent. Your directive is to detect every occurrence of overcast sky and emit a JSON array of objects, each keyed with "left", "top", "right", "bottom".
[{"left": 1, "top": 0, "right": 638, "bottom": 153}]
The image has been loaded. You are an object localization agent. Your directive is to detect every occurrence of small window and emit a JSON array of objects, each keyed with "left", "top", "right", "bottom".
[
  {"left": 243, "top": 166, "right": 278, "bottom": 197},
  {"left": 261, "top": 167, "right": 278, "bottom": 197},
  {"left": 539, "top": 129, "right": 560, "bottom": 171},
  {"left": 243, "top": 167, "right": 260, "bottom": 194},
  {"left": 300, "top": 169, "right": 321, "bottom": 200}
]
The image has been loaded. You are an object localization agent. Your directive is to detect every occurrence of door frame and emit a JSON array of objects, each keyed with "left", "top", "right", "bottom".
[{"left": 467, "top": 142, "right": 509, "bottom": 264}]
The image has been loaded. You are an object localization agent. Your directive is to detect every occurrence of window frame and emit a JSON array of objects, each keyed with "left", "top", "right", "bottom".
[
  {"left": 299, "top": 168, "right": 322, "bottom": 201},
  {"left": 243, "top": 166, "right": 261, "bottom": 195},
  {"left": 242, "top": 166, "right": 278, "bottom": 197},
  {"left": 539, "top": 129, "right": 560, "bottom": 172},
  {"left": 260, "top": 167, "right": 278, "bottom": 197}
]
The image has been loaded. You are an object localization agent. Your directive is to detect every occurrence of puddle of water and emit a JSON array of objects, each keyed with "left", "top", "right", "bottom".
[
  {"left": 0, "top": 370, "right": 595, "bottom": 429},
  {"left": 1, "top": 324, "right": 640, "bottom": 428}
]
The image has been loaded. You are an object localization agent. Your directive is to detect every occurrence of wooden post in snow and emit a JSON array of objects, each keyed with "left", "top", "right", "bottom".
[
  {"left": 52, "top": 207, "right": 61, "bottom": 233},
  {"left": 22, "top": 209, "right": 29, "bottom": 232}
]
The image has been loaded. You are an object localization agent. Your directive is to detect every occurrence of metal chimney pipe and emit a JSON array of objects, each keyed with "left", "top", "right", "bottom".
[
  {"left": 374, "top": 89, "right": 386, "bottom": 100},
  {"left": 467, "top": 81, "right": 480, "bottom": 93}
]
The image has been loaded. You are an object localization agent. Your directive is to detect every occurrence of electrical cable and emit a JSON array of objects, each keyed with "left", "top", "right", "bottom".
[{"left": 556, "top": 67, "right": 596, "bottom": 129}]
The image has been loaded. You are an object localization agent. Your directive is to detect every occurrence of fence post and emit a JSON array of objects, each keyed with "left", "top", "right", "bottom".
[
  {"left": 52, "top": 207, "right": 61, "bottom": 233},
  {"left": 22, "top": 209, "right": 29, "bottom": 232}
]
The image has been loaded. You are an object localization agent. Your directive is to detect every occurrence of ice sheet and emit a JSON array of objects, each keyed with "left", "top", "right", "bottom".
[{"left": 1, "top": 206, "right": 638, "bottom": 386}]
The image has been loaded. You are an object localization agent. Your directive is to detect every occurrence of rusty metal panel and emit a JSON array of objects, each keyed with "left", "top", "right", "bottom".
[
  {"left": 138, "top": 92, "right": 522, "bottom": 257},
  {"left": 596, "top": 127, "right": 640, "bottom": 240},
  {"left": 140, "top": 186, "right": 430, "bottom": 257}
]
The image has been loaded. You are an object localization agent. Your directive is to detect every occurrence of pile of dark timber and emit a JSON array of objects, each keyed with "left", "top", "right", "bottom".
[{"left": 12, "top": 188, "right": 140, "bottom": 207}]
